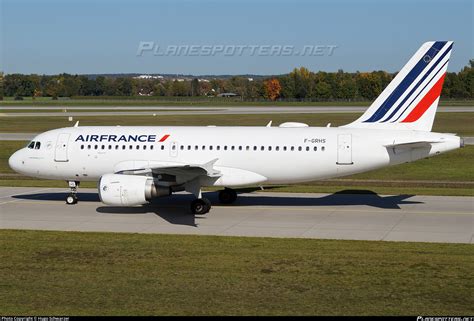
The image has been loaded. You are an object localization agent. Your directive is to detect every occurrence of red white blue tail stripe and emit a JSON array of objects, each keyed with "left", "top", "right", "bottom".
[{"left": 345, "top": 41, "right": 453, "bottom": 132}]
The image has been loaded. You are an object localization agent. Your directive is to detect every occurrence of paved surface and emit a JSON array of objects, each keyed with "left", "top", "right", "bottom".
[
  {"left": 1, "top": 106, "right": 472, "bottom": 117},
  {"left": 2, "top": 132, "right": 474, "bottom": 145},
  {"left": 1, "top": 187, "right": 472, "bottom": 243}
]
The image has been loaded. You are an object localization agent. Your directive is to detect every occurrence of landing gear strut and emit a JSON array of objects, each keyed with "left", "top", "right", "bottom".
[
  {"left": 218, "top": 188, "right": 237, "bottom": 204},
  {"left": 66, "top": 181, "right": 79, "bottom": 205},
  {"left": 186, "top": 179, "right": 211, "bottom": 215}
]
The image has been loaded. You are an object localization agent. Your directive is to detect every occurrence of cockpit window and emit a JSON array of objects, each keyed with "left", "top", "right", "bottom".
[
  {"left": 34, "top": 142, "right": 41, "bottom": 149},
  {"left": 27, "top": 141, "right": 35, "bottom": 149}
]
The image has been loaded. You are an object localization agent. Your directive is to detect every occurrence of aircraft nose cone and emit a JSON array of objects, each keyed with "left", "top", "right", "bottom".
[{"left": 8, "top": 151, "right": 22, "bottom": 173}]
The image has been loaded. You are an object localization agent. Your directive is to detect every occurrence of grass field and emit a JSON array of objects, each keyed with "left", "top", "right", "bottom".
[
  {"left": 0, "top": 230, "right": 472, "bottom": 315},
  {"left": 1, "top": 97, "right": 473, "bottom": 107},
  {"left": 1, "top": 112, "right": 474, "bottom": 136},
  {"left": 0, "top": 108, "right": 218, "bottom": 113},
  {"left": 1, "top": 140, "right": 473, "bottom": 196}
]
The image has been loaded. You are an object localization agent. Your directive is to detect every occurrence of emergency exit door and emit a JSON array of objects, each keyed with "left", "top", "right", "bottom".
[
  {"left": 55, "top": 133, "right": 70, "bottom": 162},
  {"left": 337, "top": 134, "right": 353, "bottom": 165},
  {"left": 169, "top": 141, "right": 178, "bottom": 157}
]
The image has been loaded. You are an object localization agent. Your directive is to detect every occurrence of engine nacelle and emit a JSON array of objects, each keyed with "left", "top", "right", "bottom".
[{"left": 99, "top": 174, "right": 170, "bottom": 206}]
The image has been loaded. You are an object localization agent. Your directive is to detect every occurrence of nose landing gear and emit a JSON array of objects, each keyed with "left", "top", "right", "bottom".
[{"left": 66, "top": 181, "right": 79, "bottom": 205}]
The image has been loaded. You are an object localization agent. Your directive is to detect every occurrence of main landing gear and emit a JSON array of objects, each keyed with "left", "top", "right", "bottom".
[
  {"left": 186, "top": 181, "right": 238, "bottom": 215},
  {"left": 189, "top": 188, "right": 238, "bottom": 214},
  {"left": 218, "top": 188, "right": 237, "bottom": 204},
  {"left": 66, "top": 181, "right": 79, "bottom": 205},
  {"left": 186, "top": 179, "right": 211, "bottom": 215},
  {"left": 190, "top": 198, "right": 212, "bottom": 215}
]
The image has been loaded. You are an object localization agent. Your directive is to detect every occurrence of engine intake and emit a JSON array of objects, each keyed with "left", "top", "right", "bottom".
[{"left": 99, "top": 173, "right": 170, "bottom": 206}]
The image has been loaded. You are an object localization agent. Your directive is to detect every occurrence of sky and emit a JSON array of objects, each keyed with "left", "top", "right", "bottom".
[{"left": 1, "top": 0, "right": 472, "bottom": 75}]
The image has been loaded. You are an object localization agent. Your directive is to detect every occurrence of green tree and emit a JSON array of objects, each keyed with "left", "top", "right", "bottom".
[
  {"left": 191, "top": 78, "right": 200, "bottom": 96},
  {"left": 0, "top": 72, "right": 4, "bottom": 100}
]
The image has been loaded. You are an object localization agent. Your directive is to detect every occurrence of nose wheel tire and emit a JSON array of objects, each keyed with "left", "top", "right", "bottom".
[
  {"left": 218, "top": 188, "right": 237, "bottom": 204},
  {"left": 66, "top": 194, "right": 78, "bottom": 205},
  {"left": 191, "top": 198, "right": 211, "bottom": 215}
]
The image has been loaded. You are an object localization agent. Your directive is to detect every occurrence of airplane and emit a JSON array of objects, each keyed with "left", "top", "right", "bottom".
[{"left": 8, "top": 41, "right": 463, "bottom": 215}]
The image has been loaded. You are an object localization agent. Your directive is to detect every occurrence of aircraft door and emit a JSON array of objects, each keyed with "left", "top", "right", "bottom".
[
  {"left": 55, "top": 133, "right": 70, "bottom": 162},
  {"left": 337, "top": 134, "right": 353, "bottom": 165},
  {"left": 170, "top": 141, "right": 178, "bottom": 157}
]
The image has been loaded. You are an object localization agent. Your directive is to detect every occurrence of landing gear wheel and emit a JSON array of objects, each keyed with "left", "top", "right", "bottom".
[
  {"left": 191, "top": 198, "right": 211, "bottom": 215},
  {"left": 218, "top": 188, "right": 237, "bottom": 204},
  {"left": 66, "top": 194, "right": 78, "bottom": 205}
]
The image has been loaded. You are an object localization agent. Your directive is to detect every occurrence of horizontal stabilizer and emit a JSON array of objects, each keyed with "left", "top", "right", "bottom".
[{"left": 384, "top": 140, "right": 442, "bottom": 149}]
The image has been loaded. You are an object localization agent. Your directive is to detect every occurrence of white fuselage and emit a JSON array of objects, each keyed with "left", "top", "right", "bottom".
[{"left": 9, "top": 126, "right": 461, "bottom": 187}]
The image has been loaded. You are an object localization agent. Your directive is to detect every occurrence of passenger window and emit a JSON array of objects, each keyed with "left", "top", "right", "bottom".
[
  {"left": 101, "top": 145, "right": 105, "bottom": 150},
  {"left": 322, "top": 146, "right": 325, "bottom": 151},
  {"left": 143, "top": 145, "right": 147, "bottom": 150},
  {"left": 180, "top": 145, "right": 184, "bottom": 150},
  {"left": 210, "top": 146, "right": 213, "bottom": 151},
  {"left": 246, "top": 146, "right": 250, "bottom": 151},
  {"left": 161, "top": 145, "right": 164, "bottom": 150},
  {"left": 80, "top": 145, "right": 84, "bottom": 150},
  {"left": 260, "top": 146, "right": 264, "bottom": 151},
  {"left": 202, "top": 145, "right": 206, "bottom": 150},
  {"left": 94, "top": 145, "right": 98, "bottom": 150},
  {"left": 253, "top": 146, "right": 257, "bottom": 151},
  {"left": 283, "top": 146, "right": 287, "bottom": 151},
  {"left": 276, "top": 146, "right": 279, "bottom": 151},
  {"left": 136, "top": 145, "right": 140, "bottom": 150},
  {"left": 122, "top": 145, "right": 126, "bottom": 150},
  {"left": 239, "top": 146, "right": 242, "bottom": 151},
  {"left": 115, "top": 145, "right": 119, "bottom": 150},
  {"left": 231, "top": 146, "right": 235, "bottom": 151},
  {"left": 268, "top": 146, "right": 272, "bottom": 151},
  {"left": 314, "top": 146, "right": 317, "bottom": 151},
  {"left": 306, "top": 146, "right": 310, "bottom": 151},
  {"left": 108, "top": 145, "right": 112, "bottom": 150},
  {"left": 194, "top": 145, "right": 198, "bottom": 150},
  {"left": 129, "top": 145, "right": 133, "bottom": 150},
  {"left": 298, "top": 146, "right": 302, "bottom": 151},
  {"left": 88, "top": 145, "right": 91, "bottom": 150},
  {"left": 150, "top": 145, "right": 154, "bottom": 150},
  {"left": 291, "top": 146, "right": 294, "bottom": 151},
  {"left": 224, "top": 146, "right": 227, "bottom": 151},
  {"left": 217, "top": 146, "right": 220, "bottom": 150}
]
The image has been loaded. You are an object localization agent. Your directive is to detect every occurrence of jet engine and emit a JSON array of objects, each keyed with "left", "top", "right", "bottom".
[{"left": 99, "top": 173, "right": 170, "bottom": 206}]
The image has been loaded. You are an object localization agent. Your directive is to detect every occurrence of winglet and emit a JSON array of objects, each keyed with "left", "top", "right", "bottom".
[{"left": 74, "top": 121, "right": 80, "bottom": 127}]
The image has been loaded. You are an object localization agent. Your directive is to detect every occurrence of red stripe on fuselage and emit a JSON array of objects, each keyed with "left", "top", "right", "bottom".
[
  {"left": 159, "top": 134, "right": 170, "bottom": 142},
  {"left": 401, "top": 73, "right": 446, "bottom": 123}
]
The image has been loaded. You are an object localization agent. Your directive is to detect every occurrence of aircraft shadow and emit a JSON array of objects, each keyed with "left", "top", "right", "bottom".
[
  {"left": 233, "top": 190, "right": 421, "bottom": 209},
  {"left": 13, "top": 189, "right": 422, "bottom": 227}
]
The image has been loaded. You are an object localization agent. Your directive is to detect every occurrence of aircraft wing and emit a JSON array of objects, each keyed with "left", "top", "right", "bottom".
[{"left": 113, "top": 158, "right": 221, "bottom": 184}]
